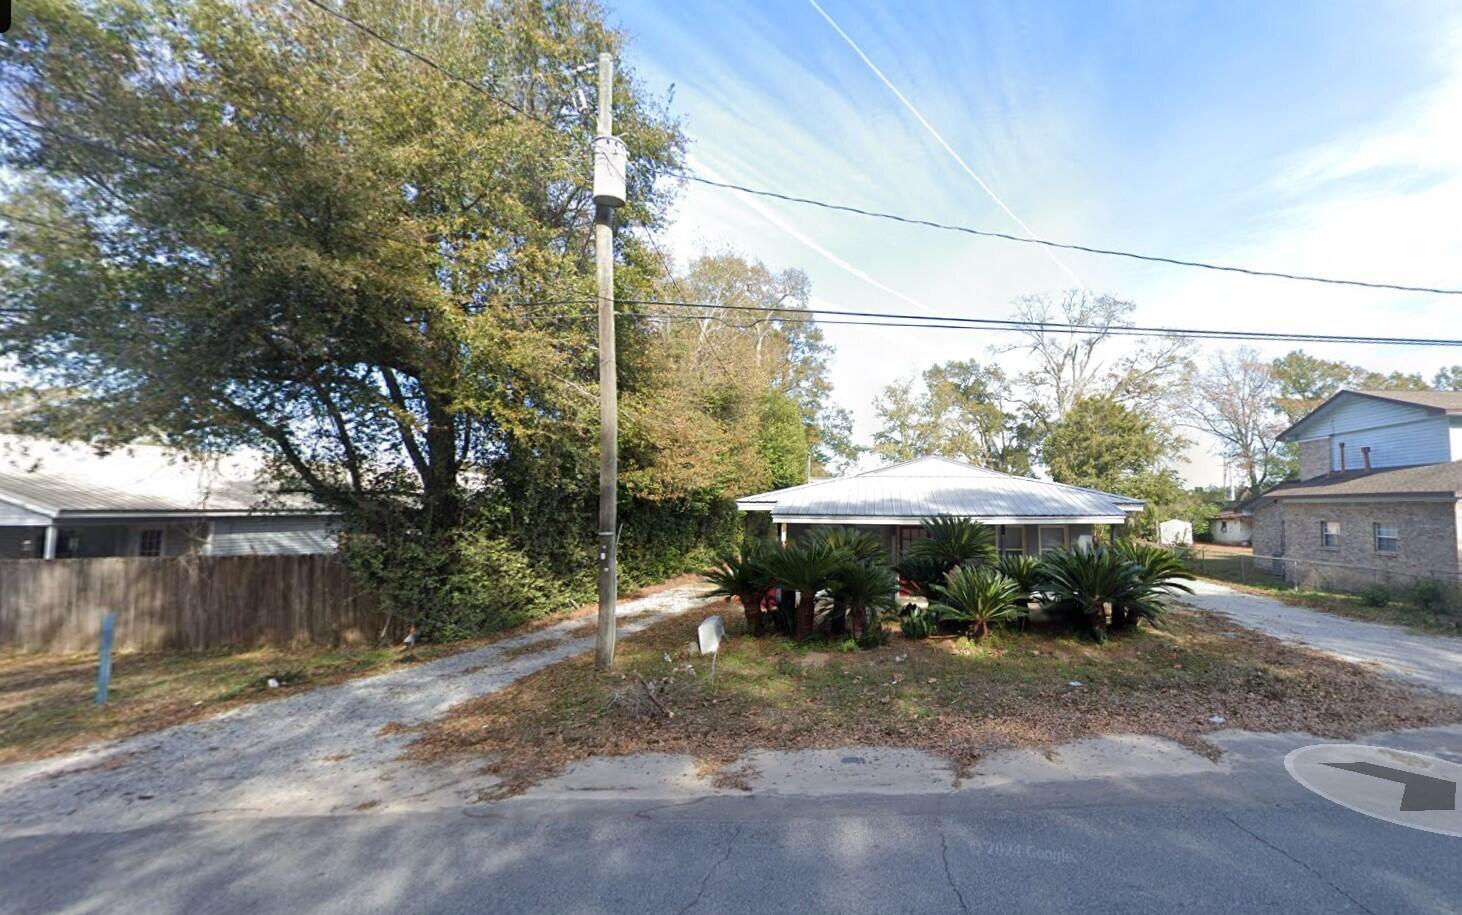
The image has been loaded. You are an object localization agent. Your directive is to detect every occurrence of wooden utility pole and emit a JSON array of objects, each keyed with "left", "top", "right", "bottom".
[{"left": 593, "top": 51, "right": 622, "bottom": 671}]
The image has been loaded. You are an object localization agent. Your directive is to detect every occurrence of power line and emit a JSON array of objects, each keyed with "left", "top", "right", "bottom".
[
  {"left": 295, "top": 1, "right": 1456, "bottom": 303},
  {"left": 298, "top": 0, "right": 552, "bottom": 125},
  {"left": 676, "top": 173, "right": 1462, "bottom": 297},
  {"left": 619, "top": 298, "right": 1462, "bottom": 347}
]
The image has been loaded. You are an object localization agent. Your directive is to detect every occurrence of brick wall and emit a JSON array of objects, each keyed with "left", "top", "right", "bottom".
[
  {"left": 1252, "top": 499, "right": 1460, "bottom": 589},
  {"left": 1298, "top": 438, "right": 1330, "bottom": 480}
]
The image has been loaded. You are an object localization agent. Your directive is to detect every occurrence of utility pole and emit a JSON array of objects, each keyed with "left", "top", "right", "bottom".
[{"left": 592, "top": 52, "right": 627, "bottom": 670}]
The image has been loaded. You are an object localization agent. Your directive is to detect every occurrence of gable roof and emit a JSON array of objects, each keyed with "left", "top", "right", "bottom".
[
  {"left": 1213, "top": 494, "right": 1263, "bottom": 518},
  {"left": 736, "top": 456, "right": 1143, "bottom": 524},
  {"left": 0, "top": 436, "right": 324, "bottom": 519},
  {"left": 1258, "top": 460, "right": 1462, "bottom": 501},
  {"left": 1278, "top": 389, "right": 1462, "bottom": 442}
]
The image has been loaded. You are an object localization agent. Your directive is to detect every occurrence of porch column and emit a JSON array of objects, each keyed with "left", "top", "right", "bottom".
[
  {"left": 42, "top": 525, "right": 57, "bottom": 560},
  {"left": 778, "top": 522, "right": 787, "bottom": 547}
]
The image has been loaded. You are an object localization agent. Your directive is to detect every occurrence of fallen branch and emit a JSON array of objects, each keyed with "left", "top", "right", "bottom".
[{"left": 633, "top": 671, "right": 674, "bottom": 719}]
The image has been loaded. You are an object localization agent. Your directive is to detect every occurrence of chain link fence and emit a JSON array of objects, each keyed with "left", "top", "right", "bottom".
[{"left": 1169, "top": 544, "right": 1462, "bottom": 610}]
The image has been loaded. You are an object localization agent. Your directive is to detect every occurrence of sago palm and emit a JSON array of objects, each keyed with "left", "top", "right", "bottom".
[
  {"left": 995, "top": 554, "right": 1043, "bottom": 599},
  {"left": 904, "top": 515, "right": 997, "bottom": 573},
  {"left": 807, "top": 527, "right": 888, "bottom": 564},
  {"left": 703, "top": 541, "right": 774, "bottom": 636},
  {"left": 1036, "top": 544, "right": 1143, "bottom": 642},
  {"left": 808, "top": 528, "right": 888, "bottom": 634},
  {"left": 930, "top": 566, "right": 1023, "bottom": 640},
  {"left": 829, "top": 559, "right": 899, "bottom": 641},
  {"left": 1109, "top": 541, "right": 1194, "bottom": 629},
  {"left": 763, "top": 539, "right": 847, "bottom": 641}
]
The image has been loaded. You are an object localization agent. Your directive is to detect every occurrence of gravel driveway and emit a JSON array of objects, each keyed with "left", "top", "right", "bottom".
[
  {"left": 0, "top": 582, "right": 718, "bottom": 837},
  {"left": 1181, "top": 579, "right": 1462, "bottom": 696}
]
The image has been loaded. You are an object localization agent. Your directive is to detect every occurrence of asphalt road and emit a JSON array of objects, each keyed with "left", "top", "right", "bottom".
[{"left": 4, "top": 729, "right": 1459, "bottom": 915}]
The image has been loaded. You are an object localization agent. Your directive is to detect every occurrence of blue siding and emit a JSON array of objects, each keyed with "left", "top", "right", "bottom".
[
  {"left": 1292, "top": 395, "right": 1455, "bottom": 470},
  {"left": 1329, "top": 416, "right": 1452, "bottom": 470}
]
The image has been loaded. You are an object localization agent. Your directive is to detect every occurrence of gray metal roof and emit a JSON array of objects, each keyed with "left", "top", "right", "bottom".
[
  {"left": 0, "top": 437, "right": 324, "bottom": 518},
  {"left": 736, "top": 456, "right": 1142, "bottom": 523}
]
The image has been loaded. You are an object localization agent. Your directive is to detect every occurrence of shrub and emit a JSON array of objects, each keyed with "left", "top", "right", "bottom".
[
  {"left": 930, "top": 566, "right": 1023, "bottom": 640},
  {"left": 895, "top": 554, "right": 946, "bottom": 597},
  {"left": 995, "top": 554, "right": 1042, "bottom": 598},
  {"left": 903, "top": 515, "right": 997, "bottom": 573},
  {"left": 343, "top": 526, "right": 563, "bottom": 642},
  {"left": 1357, "top": 584, "right": 1391, "bottom": 608},
  {"left": 1408, "top": 579, "right": 1451, "bottom": 613},
  {"left": 828, "top": 559, "right": 899, "bottom": 646},
  {"left": 703, "top": 540, "right": 775, "bottom": 636},
  {"left": 1110, "top": 541, "right": 1195, "bottom": 629},
  {"left": 900, "top": 606, "right": 934, "bottom": 639},
  {"left": 763, "top": 539, "right": 848, "bottom": 641}
]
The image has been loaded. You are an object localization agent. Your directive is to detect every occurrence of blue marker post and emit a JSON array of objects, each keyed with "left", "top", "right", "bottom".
[{"left": 96, "top": 611, "right": 117, "bottom": 705}]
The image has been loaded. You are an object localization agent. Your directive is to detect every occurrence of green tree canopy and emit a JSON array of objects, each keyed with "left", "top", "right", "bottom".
[
  {"left": 870, "top": 360, "right": 1032, "bottom": 474},
  {"left": 0, "top": 0, "right": 845, "bottom": 632},
  {"left": 1043, "top": 395, "right": 1184, "bottom": 533}
]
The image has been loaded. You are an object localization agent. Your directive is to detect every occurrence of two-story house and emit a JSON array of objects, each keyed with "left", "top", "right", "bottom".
[{"left": 1251, "top": 390, "right": 1462, "bottom": 587}]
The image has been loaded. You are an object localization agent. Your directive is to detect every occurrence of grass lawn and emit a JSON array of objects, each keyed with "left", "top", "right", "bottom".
[
  {"left": 1188, "top": 551, "right": 1462, "bottom": 636},
  {"left": 0, "top": 572, "right": 707, "bottom": 764},
  {"left": 409, "top": 602, "right": 1462, "bottom": 797}
]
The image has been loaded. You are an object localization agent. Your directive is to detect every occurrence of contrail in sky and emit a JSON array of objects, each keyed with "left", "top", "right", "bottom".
[
  {"left": 689, "top": 155, "right": 938, "bottom": 315},
  {"left": 805, "top": 0, "right": 1087, "bottom": 289}
]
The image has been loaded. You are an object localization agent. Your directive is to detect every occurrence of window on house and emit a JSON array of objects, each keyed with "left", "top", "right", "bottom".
[
  {"left": 998, "top": 526, "right": 1024, "bottom": 558},
  {"left": 897, "top": 526, "right": 929, "bottom": 558},
  {"left": 1373, "top": 523, "right": 1399, "bottom": 554},
  {"left": 138, "top": 529, "right": 164, "bottom": 557},
  {"left": 1219, "top": 521, "right": 1229, "bottom": 533},
  {"left": 1038, "top": 526, "right": 1068, "bottom": 554},
  {"left": 1320, "top": 521, "right": 1340, "bottom": 548}
]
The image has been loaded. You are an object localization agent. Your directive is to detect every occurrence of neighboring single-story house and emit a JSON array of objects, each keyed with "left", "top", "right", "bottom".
[
  {"left": 1211, "top": 498, "right": 1257, "bottom": 545},
  {"left": 1251, "top": 389, "right": 1462, "bottom": 587},
  {"left": 736, "top": 456, "right": 1144, "bottom": 559},
  {"left": 0, "top": 437, "right": 337, "bottom": 559}
]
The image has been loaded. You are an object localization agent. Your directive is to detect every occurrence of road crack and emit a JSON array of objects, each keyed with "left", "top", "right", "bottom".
[
  {"left": 1222, "top": 813, "right": 1377, "bottom": 915},
  {"left": 676, "top": 823, "right": 741, "bottom": 915},
  {"left": 938, "top": 821, "right": 971, "bottom": 915}
]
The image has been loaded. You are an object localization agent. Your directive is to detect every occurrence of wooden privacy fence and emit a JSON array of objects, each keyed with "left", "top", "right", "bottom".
[{"left": 0, "top": 554, "right": 386, "bottom": 653}]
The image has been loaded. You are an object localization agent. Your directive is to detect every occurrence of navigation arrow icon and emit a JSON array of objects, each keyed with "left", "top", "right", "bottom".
[{"left": 1322, "top": 761, "right": 1458, "bottom": 812}]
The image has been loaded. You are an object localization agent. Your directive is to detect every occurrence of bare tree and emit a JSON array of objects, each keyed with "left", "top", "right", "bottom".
[
  {"left": 1001, "top": 290, "right": 1193, "bottom": 431},
  {"left": 1185, "top": 347, "right": 1286, "bottom": 496}
]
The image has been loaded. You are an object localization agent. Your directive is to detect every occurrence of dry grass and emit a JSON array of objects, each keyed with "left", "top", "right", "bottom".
[
  {"left": 0, "top": 642, "right": 464, "bottom": 763},
  {"left": 410, "top": 603, "right": 1462, "bottom": 797},
  {"left": 0, "top": 573, "right": 708, "bottom": 763}
]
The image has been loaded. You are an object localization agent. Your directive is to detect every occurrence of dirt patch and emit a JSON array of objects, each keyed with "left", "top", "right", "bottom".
[
  {"left": 409, "top": 603, "right": 1462, "bottom": 798},
  {"left": 500, "top": 640, "right": 561, "bottom": 661}
]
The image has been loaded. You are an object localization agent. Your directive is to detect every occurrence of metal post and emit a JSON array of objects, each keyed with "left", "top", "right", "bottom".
[
  {"left": 96, "top": 611, "right": 117, "bottom": 704},
  {"left": 594, "top": 51, "right": 618, "bottom": 671}
]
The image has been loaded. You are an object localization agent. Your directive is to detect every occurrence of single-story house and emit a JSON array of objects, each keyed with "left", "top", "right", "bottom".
[
  {"left": 0, "top": 437, "right": 337, "bottom": 559},
  {"left": 1211, "top": 498, "right": 1257, "bottom": 546},
  {"left": 1251, "top": 389, "right": 1462, "bottom": 587},
  {"left": 736, "top": 456, "right": 1144, "bottom": 559}
]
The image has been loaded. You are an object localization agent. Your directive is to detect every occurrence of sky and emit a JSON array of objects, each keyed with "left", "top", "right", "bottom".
[{"left": 608, "top": 0, "right": 1462, "bottom": 486}]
